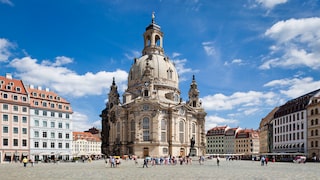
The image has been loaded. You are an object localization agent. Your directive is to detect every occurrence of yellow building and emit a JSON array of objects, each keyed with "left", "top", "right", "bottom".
[{"left": 307, "top": 95, "right": 320, "bottom": 160}]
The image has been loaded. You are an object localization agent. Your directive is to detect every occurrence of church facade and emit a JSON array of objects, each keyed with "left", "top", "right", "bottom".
[{"left": 100, "top": 15, "right": 207, "bottom": 158}]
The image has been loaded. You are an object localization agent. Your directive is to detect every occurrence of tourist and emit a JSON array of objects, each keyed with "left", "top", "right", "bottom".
[
  {"left": 143, "top": 158, "right": 148, "bottom": 168},
  {"left": 217, "top": 156, "right": 220, "bottom": 166},
  {"left": 22, "top": 157, "right": 28, "bottom": 167}
]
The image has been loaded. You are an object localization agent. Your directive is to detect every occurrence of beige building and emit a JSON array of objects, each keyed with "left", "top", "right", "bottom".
[
  {"left": 100, "top": 14, "right": 206, "bottom": 158},
  {"left": 235, "top": 129, "right": 259, "bottom": 159},
  {"left": 73, "top": 132, "right": 101, "bottom": 158},
  {"left": 307, "top": 94, "right": 320, "bottom": 160},
  {"left": 259, "top": 107, "right": 278, "bottom": 154},
  {"left": 0, "top": 74, "right": 30, "bottom": 163}
]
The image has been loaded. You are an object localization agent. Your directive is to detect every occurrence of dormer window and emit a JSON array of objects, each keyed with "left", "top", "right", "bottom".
[
  {"left": 16, "top": 87, "right": 21, "bottom": 92},
  {"left": 6, "top": 85, "right": 11, "bottom": 90}
]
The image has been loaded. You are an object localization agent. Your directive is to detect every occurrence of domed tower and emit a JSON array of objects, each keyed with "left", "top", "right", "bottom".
[
  {"left": 124, "top": 12, "right": 180, "bottom": 104},
  {"left": 101, "top": 13, "right": 206, "bottom": 158}
]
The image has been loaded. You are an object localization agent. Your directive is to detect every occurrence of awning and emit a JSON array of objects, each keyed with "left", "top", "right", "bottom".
[
  {"left": 22, "top": 153, "right": 28, "bottom": 156},
  {"left": 5, "top": 152, "right": 11, "bottom": 156},
  {"left": 14, "top": 152, "right": 20, "bottom": 156}
]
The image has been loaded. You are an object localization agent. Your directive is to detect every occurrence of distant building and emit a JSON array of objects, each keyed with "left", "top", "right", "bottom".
[
  {"left": 27, "top": 85, "right": 73, "bottom": 162},
  {"left": 306, "top": 94, "right": 320, "bottom": 160},
  {"left": 84, "top": 127, "right": 101, "bottom": 139},
  {"left": 272, "top": 90, "right": 320, "bottom": 154},
  {"left": 0, "top": 73, "right": 29, "bottom": 163},
  {"left": 100, "top": 14, "right": 206, "bottom": 158},
  {"left": 0, "top": 73, "right": 73, "bottom": 163},
  {"left": 73, "top": 132, "right": 101, "bottom": 158},
  {"left": 206, "top": 126, "right": 229, "bottom": 154},
  {"left": 235, "top": 129, "right": 259, "bottom": 159},
  {"left": 225, "top": 127, "right": 241, "bottom": 155},
  {"left": 259, "top": 107, "right": 278, "bottom": 154}
]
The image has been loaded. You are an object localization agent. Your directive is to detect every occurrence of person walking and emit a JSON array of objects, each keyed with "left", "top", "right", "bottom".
[
  {"left": 143, "top": 158, "right": 148, "bottom": 168},
  {"left": 22, "top": 157, "right": 28, "bottom": 167},
  {"left": 217, "top": 156, "right": 220, "bottom": 166}
]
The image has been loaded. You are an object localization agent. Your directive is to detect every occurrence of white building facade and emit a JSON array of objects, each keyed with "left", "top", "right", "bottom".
[{"left": 28, "top": 85, "right": 73, "bottom": 161}]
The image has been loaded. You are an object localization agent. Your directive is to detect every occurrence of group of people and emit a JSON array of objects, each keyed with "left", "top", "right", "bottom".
[
  {"left": 260, "top": 156, "right": 269, "bottom": 166},
  {"left": 105, "top": 156, "right": 121, "bottom": 168}
]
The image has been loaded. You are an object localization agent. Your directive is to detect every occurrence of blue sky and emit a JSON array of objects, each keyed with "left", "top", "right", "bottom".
[{"left": 1, "top": 0, "right": 320, "bottom": 131}]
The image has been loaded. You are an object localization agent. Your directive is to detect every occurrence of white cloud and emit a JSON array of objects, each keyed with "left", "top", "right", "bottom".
[
  {"left": 202, "top": 41, "right": 216, "bottom": 56},
  {"left": 124, "top": 50, "right": 140, "bottom": 60},
  {"left": 0, "top": 38, "right": 14, "bottom": 62},
  {"left": 9, "top": 56, "right": 128, "bottom": 97},
  {"left": 172, "top": 58, "right": 197, "bottom": 75},
  {"left": 205, "top": 115, "right": 239, "bottom": 131},
  {"left": 42, "top": 56, "right": 73, "bottom": 67},
  {"left": 261, "top": 17, "right": 320, "bottom": 70},
  {"left": 255, "top": 0, "right": 287, "bottom": 9},
  {"left": 202, "top": 91, "right": 278, "bottom": 111},
  {"left": 264, "top": 76, "right": 320, "bottom": 98},
  {"left": 172, "top": 52, "right": 181, "bottom": 58},
  {"left": 72, "top": 112, "right": 93, "bottom": 131},
  {"left": 224, "top": 59, "right": 244, "bottom": 66},
  {"left": 0, "top": 0, "right": 14, "bottom": 6}
]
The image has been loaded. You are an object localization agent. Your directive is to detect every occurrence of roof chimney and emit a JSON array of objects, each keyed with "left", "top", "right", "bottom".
[{"left": 5, "top": 73, "right": 12, "bottom": 79}]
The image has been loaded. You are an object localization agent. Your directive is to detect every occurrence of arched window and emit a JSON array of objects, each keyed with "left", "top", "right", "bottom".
[
  {"left": 316, "top": 108, "right": 319, "bottom": 114},
  {"left": 179, "top": 120, "right": 184, "bottom": 143},
  {"left": 131, "top": 120, "right": 135, "bottom": 142},
  {"left": 116, "top": 122, "right": 120, "bottom": 140},
  {"left": 192, "top": 123, "right": 196, "bottom": 139},
  {"left": 143, "top": 117, "right": 150, "bottom": 141},
  {"left": 155, "top": 35, "right": 161, "bottom": 47},
  {"left": 161, "top": 119, "right": 166, "bottom": 142},
  {"left": 311, "top": 109, "right": 314, "bottom": 115},
  {"left": 316, "top": 129, "right": 319, "bottom": 136},
  {"left": 311, "top": 141, "right": 314, "bottom": 147},
  {"left": 311, "top": 130, "right": 314, "bottom": 136}
]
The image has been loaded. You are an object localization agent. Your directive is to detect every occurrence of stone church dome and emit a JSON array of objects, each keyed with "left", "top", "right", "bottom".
[{"left": 127, "top": 13, "right": 179, "bottom": 91}]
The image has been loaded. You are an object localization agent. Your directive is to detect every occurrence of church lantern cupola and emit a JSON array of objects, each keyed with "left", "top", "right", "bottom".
[{"left": 142, "top": 12, "right": 164, "bottom": 55}]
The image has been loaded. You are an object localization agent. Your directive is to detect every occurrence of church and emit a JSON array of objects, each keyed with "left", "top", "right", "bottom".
[{"left": 100, "top": 14, "right": 207, "bottom": 158}]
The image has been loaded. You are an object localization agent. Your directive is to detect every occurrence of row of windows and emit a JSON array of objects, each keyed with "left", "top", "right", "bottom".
[
  {"left": 2, "top": 114, "right": 28, "bottom": 123},
  {"left": 274, "top": 123, "right": 304, "bottom": 134},
  {"left": 31, "top": 92, "right": 60, "bottom": 101},
  {"left": 310, "top": 108, "right": 319, "bottom": 115},
  {"left": 310, "top": 129, "right": 319, "bottom": 136},
  {"left": 127, "top": 118, "right": 196, "bottom": 143},
  {"left": 1, "top": 93, "right": 27, "bottom": 102},
  {"left": 34, "top": 141, "right": 69, "bottom": 149},
  {"left": 34, "top": 131, "right": 70, "bottom": 139},
  {"left": 34, "top": 110, "right": 70, "bottom": 119},
  {"left": 310, "top": 141, "right": 319, "bottom": 148},
  {"left": 310, "top": 119, "right": 319, "bottom": 126},
  {"left": 274, "top": 112, "right": 304, "bottom": 126},
  {"left": 274, "top": 132, "right": 304, "bottom": 142},
  {"left": 2, "top": 104, "right": 28, "bottom": 112},
  {"left": 3, "top": 126, "right": 28, "bottom": 134},
  {"left": 34, "top": 120, "right": 69, "bottom": 129},
  {"left": 33, "top": 101, "right": 70, "bottom": 111},
  {"left": 2, "top": 138, "right": 27, "bottom": 147}
]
